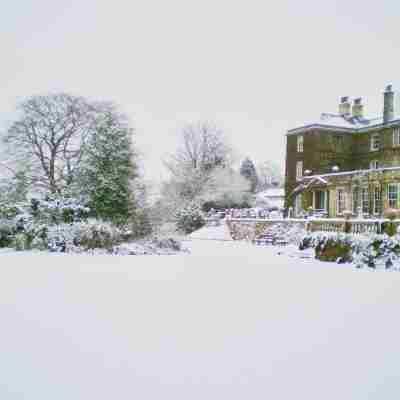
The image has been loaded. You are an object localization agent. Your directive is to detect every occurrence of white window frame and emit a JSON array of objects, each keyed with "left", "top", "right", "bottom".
[
  {"left": 313, "top": 190, "right": 326, "bottom": 211},
  {"left": 336, "top": 189, "right": 345, "bottom": 215},
  {"left": 295, "top": 194, "right": 303, "bottom": 216},
  {"left": 393, "top": 128, "right": 400, "bottom": 147},
  {"left": 388, "top": 183, "right": 398, "bottom": 208},
  {"left": 370, "top": 160, "right": 379, "bottom": 169},
  {"left": 361, "top": 188, "right": 369, "bottom": 214},
  {"left": 296, "top": 160, "right": 303, "bottom": 180},
  {"left": 370, "top": 133, "right": 380, "bottom": 152},
  {"left": 297, "top": 135, "right": 304, "bottom": 153},
  {"left": 373, "top": 186, "right": 381, "bottom": 215},
  {"left": 352, "top": 188, "right": 359, "bottom": 214}
]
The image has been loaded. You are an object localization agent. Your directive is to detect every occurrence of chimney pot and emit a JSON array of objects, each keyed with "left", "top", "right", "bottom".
[
  {"left": 384, "top": 84, "right": 395, "bottom": 123},
  {"left": 339, "top": 96, "right": 351, "bottom": 116},
  {"left": 352, "top": 98, "right": 364, "bottom": 118}
]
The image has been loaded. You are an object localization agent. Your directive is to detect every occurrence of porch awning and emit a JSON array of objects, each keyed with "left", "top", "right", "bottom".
[{"left": 289, "top": 175, "right": 328, "bottom": 198}]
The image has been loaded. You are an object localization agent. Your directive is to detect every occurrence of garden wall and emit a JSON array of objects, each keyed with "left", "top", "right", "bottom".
[{"left": 225, "top": 218, "right": 308, "bottom": 241}]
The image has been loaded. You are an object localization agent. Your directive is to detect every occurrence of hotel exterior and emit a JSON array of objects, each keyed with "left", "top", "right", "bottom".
[{"left": 285, "top": 85, "right": 400, "bottom": 218}]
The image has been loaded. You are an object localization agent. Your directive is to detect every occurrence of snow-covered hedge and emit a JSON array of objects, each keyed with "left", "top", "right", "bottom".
[
  {"left": 175, "top": 203, "right": 205, "bottom": 234},
  {"left": 31, "top": 196, "right": 90, "bottom": 224},
  {"left": 300, "top": 231, "right": 400, "bottom": 269},
  {"left": 46, "top": 220, "right": 125, "bottom": 252}
]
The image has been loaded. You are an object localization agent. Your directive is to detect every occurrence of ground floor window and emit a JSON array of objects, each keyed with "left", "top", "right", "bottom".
[
  {"left": 361, "top": 188, "right": 369, "bottom": 214},
  {"left": 353, "top": 188, "right": 359, "bottom": 214},
  {"left": 373, "top": 187, "right": 381, "bottom": 215},
  {"left": 336, "top": 189, "right": 345, "bottom": 215},
  {"left": 295, "top": 194, "right": 302, "bottom": 216},
  {"left": 314, "top": 190, "right": 326, "bottom": 210},
  {"left": 388, "top": 183, "right": 398, "bottom": 208}
]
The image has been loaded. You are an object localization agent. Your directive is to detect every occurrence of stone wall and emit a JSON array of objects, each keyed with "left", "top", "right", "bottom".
[{"left": 225, "top": 218, "right": 308, "bottom": 241}]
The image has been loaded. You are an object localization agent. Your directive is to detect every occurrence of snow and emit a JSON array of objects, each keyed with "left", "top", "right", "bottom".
[{"left": 1, "top": 235, "right": 400, "bottom": 399}]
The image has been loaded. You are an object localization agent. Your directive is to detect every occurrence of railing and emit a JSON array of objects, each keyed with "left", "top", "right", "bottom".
[{"left": 226, "top": 217, "right": 400, "bottom": 235}]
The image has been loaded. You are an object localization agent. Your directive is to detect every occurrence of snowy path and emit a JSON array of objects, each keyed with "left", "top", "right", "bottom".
[
  {"left": 186, "top": 221, "right": 233, "bottom": 241},
  {"left": 1, "top": 237, "right": 400, "bottom": 399}
]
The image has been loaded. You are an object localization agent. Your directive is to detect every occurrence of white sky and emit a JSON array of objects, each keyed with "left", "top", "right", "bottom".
[{"left": 2, "top": 0, "right": 400, "bottom": 183}]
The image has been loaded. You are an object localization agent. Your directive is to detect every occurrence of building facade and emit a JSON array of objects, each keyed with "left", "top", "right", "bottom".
[{"left": 285, "top": 85, "right": 400, "bottom": 218}]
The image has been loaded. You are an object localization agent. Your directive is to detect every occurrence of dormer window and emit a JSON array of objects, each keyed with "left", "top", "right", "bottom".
[
  {"left": 370, "top": 133, "right": 380, "bottom": 151},
  {"left": 393, "top": 128, "right": 400, "bottom": 147},
  {"left": 297, "top": 135, "right": 303, "bottom": 152}
]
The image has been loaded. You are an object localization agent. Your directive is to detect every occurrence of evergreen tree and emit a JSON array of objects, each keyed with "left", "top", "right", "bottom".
[
  {"left": 239, "top": 157, "right": 258, "bottom": 193},
  {"left": 77, "top": 107, "right": 139, "bottom": 226}
]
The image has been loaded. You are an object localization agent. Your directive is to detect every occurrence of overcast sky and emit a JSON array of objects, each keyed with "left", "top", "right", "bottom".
[{"left": 1, "top": 0, "right": 400, "bottom": 183}]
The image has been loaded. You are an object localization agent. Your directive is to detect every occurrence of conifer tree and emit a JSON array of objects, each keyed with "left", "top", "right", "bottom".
[{"left": 78, "top": 106, "right": 138, "bottom": 226}]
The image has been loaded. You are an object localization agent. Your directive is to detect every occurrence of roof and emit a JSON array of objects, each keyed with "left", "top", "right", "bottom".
[
  {"left": 287, "top": 113, "right": 400, "bottom": 135},
  {"left": 301, "top": 165, "right": 400, "bottom": 180}
]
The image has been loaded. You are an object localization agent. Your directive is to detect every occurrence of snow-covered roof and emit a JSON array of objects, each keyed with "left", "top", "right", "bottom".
[
  {"left": 301, "top": 165, "right": 400, "bottom": 180},
  {"left": 287, "top": 113, "right": 400, "bottom": 135}
]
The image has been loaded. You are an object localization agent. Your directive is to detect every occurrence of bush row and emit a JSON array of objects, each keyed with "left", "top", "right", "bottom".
[
  {"left": 300, "top": 231, "right": 400, "bottom": 269},
  {"left": 1, "top": 217, "right": 126, "bottom": 252}
]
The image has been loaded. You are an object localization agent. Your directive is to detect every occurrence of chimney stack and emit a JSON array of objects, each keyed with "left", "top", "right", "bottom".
[
  {"left": 352, "top": 98, "right": 364, "bottom": 118},
  {"left": 339, "top": 96, "right": 351, "bottom": 116},
  {"left": 383, "top": 84, "right": 395, "bottom": 123}
]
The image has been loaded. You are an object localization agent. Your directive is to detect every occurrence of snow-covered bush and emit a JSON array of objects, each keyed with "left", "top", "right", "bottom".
[
  {"left": 0, "top": 220, "right": 14, "bottom": 248},
  {"left": 46, "top": 220, "right": 124, "bottom": 252},
  {"left": 175, "top": 203, "right": 205, "bottom": 234},
  {"left": 0, "top": 203, "right": 23, "bottom": 219},
  {"left": 300, "top": 231, "right": 400, "bottom": 268},
  {"left": 31, "top": 195, "right": 90, "bottom": 225}
]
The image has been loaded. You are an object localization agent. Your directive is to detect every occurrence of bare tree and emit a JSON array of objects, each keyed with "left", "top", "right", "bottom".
[
  {"left": 165, "top": 121, "right": 232, "bottom": 177},
  {"left": 256, "top": 160, "right": 284, "bottom": 191},
  {"left": 3, "top": 93, "right": 102, "bottom": 193}
]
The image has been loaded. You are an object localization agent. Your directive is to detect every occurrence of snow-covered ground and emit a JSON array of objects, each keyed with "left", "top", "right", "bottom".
[{"left": 1, "top": 233, "right": 400, "bottom": 399}]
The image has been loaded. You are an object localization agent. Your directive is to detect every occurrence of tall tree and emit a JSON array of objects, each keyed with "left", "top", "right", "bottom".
[
  {"left": 3, "top": 93, "right": 106, "bottom": 193},
  {"left": 76, "top": 105, "right": 139, "bottom": 226},
  {"left": 164, "top": 121, "right": 233, "bottom": 202},
  {"left": 240, "top": 157, "right": 258, "bottom": 193}
]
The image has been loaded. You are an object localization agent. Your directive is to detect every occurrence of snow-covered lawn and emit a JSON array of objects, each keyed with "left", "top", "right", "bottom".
[{"left": 1, "top": 238, "right": 400, "bottom": 399}]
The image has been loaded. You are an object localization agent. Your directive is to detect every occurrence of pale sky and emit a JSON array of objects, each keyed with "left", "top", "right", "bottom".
[{"left": 2, "top": 0, "right": 400, "bottom": 183}]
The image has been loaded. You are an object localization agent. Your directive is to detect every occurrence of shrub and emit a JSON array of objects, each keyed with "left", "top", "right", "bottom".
[
  {"left": 175, "top": 203, "right": 205, "bottom": 234},
  {"left": 0, "top": 220, "right": 14, "bottom": 248},
  {"left": 33, "top": 195, "right": 90, "bottom": 224},
  {"left": 46, "top": 219, "right": 124, "bottom": 252},
  {"left": 300, "top": 232, "right": 356, "bottom": 263},
  {"left": 300, "top": 231, "right": 400, "bottom": 268}
]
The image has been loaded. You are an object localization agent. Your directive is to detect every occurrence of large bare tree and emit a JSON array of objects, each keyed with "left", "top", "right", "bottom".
[
  {"left": 161, "top": 121, "right": 247, "bottom": 211},
  {"left": 3, "top": 93, "right": 103, "bottom": 193},
  {"left": 165, "top": 121, "right": 232, "bottom": 178}
]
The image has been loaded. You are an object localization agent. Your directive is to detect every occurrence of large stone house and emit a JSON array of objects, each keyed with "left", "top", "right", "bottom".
[{"left": 285, "top": 85, "right": 400, "bottom": 218}]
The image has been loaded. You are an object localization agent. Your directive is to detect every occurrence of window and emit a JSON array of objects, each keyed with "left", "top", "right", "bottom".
[
  {"left": 361, "top": 188, "right": 369, "bottom": 214},
  {"left": 373, "top": 187, "right": 381, "bottom": 215},
  {"left": 334, "top": 135, "right": 343, "bottom": 147},
  {"left": 370, "top": 133, "right": 380, "bottom": 151},
  {"left": 336, "top": 189, "right": 345, "bottom": 215},
  {"left": 393, "top": 128, "right": 400, "bottom": 147},
  {"left": 370, "top": 160, "right": 379, "bottom": 169},
  {"left": 388, "top": 183, "right": 398, "bottom": 208},
  {"left": 295, "top": 194, "right": 303, "bottom": 216},
  {"left": 297, "top": 135, "right": 304, "bottom": 152},
  {"left": 315, "top": 190, "right": 326, "bottom": 210},
  {"left": 353, "top": 188, "right": 359, "bottom": 214},
  {"left": 296, "top": 161, "right": 303, "bottom": 180}
]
